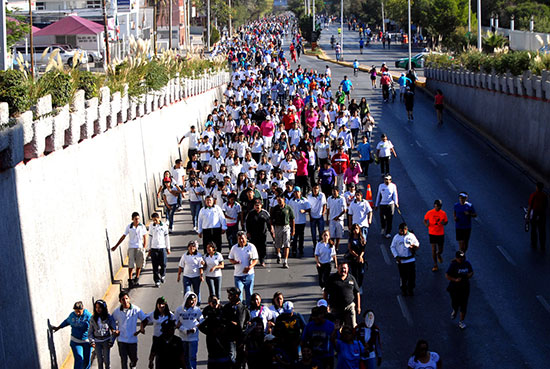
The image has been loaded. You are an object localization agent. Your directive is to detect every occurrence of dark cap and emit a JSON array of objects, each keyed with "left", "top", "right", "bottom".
[
  {"left": 456, "top": 250, "right": 465, "bottom": 258},
  {"left": 227, "top": 287, "right": 241, "bottom": 296}
]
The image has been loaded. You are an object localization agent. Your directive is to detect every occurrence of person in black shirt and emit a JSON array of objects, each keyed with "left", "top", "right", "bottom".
[
  {"left": 186, "top": 153, "right": 203, "bottom": 176},
  {"left": 445, "top": 251, "right": 474, "bottom": 330},
  {"left": 222, "top": 287, "right": 250, "bottom": 368},
  {"left": 148, "top": 319, "right": 185, "bottom": 369},
  {"left": 273, "top": 301, "right": 306, "bottom": 362},
  {"left": 245, "top": 199, "right": 273, "bottom": 266},
  {"left": 323, "top": 262, "right": 361, "bottom": 327}
]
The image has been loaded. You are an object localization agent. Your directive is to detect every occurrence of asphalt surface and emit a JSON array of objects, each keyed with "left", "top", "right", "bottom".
[{"left": 105, "top": 26, "right": 550, "bottom": 369}]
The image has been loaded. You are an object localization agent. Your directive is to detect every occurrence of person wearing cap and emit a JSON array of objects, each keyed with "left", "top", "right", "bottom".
[
  {"left": 380, "top": 72, "right": 392, "bottom": 102},
  {"left": 445, "top": 251, "right": 474, "bottom": 330},
  {"left": 149, "top": 319, "right": 185, "bottom": 369},
  {"left": 424, "top": 199, "right": 449, "bottom": 272},
  {"left": 526, "top": 182, "right": 547, "bottom": 250},
  {"left": 301, "top": 306, "right": 336, "bottom": 368},
  {"left": 289, "top": 186, "right": 312, "bottom": 258},
  {"left": 228, "top": 232, "right": 259, "bottom": 305},
  {"left": 260, "top": 115, "right": 276, "bottom": 149},
  {"left": 273, "top": 301, "right": 306, "bottom": 362},
  {"left": 222, "top": 287, "right": 250, "bottom": 368},
  {"left": 148, "top": 213, "right": 171, "bottom": 287},
  {"left": 390, "top": 223, "right": 420, "bottom": 296},
  {"left": 175, "top": 291, "right": 204, "bottom": 369},
  {"left": 453, "top": 192, "right": 477, "bottom": 252},
  {"left": 270, "top": 195, "right": 296, "bottom": 268},
  {"left": 324, "top": 262, "right": 361, "bottom": 328},
  {"left": 331, "top": 146, "right": 350, "bottom": 193},
  {"left": 374, "top": 174, "right": 399, "bottom": 239},
  {"left": 348, "top": 190, "right": 373, "bottom": 241},
  {"left": 376, "top": 134, "right": 397, "bottom": 176}
]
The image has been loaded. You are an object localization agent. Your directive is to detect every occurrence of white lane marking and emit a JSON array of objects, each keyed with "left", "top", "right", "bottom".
[
  {"left": 380, "top": 244, "right": 392, "bottom": 265},
  {"left": 444, "top": 178, "right": 458, "bottom": 192},
  {"left": 404, "top": 126, "right": 412, "bottom": 133},
  {"left": 474, "top": 216, "right": 482, "bottom": 224},
  {"left": 537, "top": 295, "right": 550, "bottom": 314},
  {"left": 396, "top": 295, "right": 414, "bottom": 326},
  {"left": 428, "top": 157, "right": 438, "bottom": 167},
  {"left": 496, "top": 245, "right": 517, "bottom": 266},
  {"left": 438, "top": 153, "right": 449, "bottom": 156},
  {"left": 415, "top": 140, "right": 423, "bottom": 148}
]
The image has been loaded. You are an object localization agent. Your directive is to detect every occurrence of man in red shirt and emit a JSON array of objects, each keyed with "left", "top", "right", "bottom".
[
  {"left": 283, "top": 108, "right": 297, "bottom": 131},
  {"left": 527, "top": 182, "right": 548, "bottom": 250},
  {"left": 380, "top": 72, "right": 392, "bottom": 102},
  {"left": 424, "top": 199, "right": 449, "bottom": 271},
  {"left": 331, "top": 146, "right": 350, "bottom": 193}
]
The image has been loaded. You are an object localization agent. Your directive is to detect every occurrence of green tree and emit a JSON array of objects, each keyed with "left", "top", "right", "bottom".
[
  {"left": 425, "top": 0, "right": 460, "bottom": 42},
  {"left": 6, "top": 9, "right": 31, "bottom": 49}
]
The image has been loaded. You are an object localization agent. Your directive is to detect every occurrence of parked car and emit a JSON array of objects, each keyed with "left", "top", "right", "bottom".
[
  {"left": 13, "top": 44, "right": 88, "bottom": 67},
  {"left": 395, "top": 52, "right": 427, "bottom": 69}
]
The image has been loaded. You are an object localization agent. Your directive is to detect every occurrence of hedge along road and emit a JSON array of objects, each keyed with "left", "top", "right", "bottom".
[{"left": 105, "top": 48, "right": 549, "bottom": 369}]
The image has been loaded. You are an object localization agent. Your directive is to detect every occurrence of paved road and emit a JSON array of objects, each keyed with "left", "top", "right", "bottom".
[
  {"left": 317, "top": 24, "right": 426, "bottom": 76},
  {"left": 106, "top": 34, "right": 550, "bottom": 369}
]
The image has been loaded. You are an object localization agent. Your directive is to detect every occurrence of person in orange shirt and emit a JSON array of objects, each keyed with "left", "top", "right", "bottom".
[{"left": 423, "top": 199, "right": 448, "bottom": 272}]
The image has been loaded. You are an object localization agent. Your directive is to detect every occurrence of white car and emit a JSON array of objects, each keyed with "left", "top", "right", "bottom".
[{"left": 14, "top": 44, "right": 89, "bottom": 67}]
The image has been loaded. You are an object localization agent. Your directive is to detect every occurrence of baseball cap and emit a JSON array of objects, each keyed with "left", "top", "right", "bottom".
[
  {"left": 294, "top": 186, "right": 301, "bottom": 192},
  {"left": 283, "top": 301, "right": 294, "bottom": 313},
  {"left": 317, "top": 299, "right": 328, "bottom": 307},
  {"left": 384, "top": 174, "right": 392, "bottom": 180},
  {"left": 458, "top": 192, "right": 468, "bottom": 198},
  {"left": 264, "top": 334, "right": 276, "bottom": 342},
  {"left": 456, "top": 250, "right": 466, "bottom": 258},
  {"left": 227, "top": 287, "right": 241, "bottom": 296}
]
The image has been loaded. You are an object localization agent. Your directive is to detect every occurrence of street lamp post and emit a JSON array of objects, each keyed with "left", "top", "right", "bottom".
[
  {"left": 207, "top": 0, "right": 210, "bottom": 51},
  {"left": 228, "top": 0, "right": 232, "bottom": 38},
  {"left": 101, "top": 0, "right": 110, "bottom": 65},
  {"left": 407, "top": 0, "right": 412, "bottom": 71},
  {"left": 468, "top": 0, "right": 471, "bottom": 33},
  {"left": 312, "top": 0, "right": 315, "bottom": 34},
  {"left": 477, "top": 0, "right": 482, "bottom": 50},
  {"left": 381, "top": 1, "right": 385, "bottom": 34},
  {"left": 28, "top": 0, "right": 34, "bottom": 79},
  {"left": 0, "top": 0, "right": 7, "bottom": 71},
  {"left": 340, "top": 0, "right": 343, "bottom": 60}
]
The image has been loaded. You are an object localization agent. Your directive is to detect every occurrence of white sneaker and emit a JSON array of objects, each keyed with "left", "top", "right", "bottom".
[
  {"left": 458, "top": 321, "right": 467, "bottom": 329},
  {"left": 385, "top": 233, "right": 391, "bottom": 239},
  {"left": 451, "top": 310, "right": 457, "bottom": 320},
  {"left": 155, "top": 281, "right": 161, "bottom": 288}
]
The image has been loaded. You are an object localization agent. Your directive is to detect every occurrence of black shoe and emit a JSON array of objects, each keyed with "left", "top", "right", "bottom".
[
  {"left": 133, "top": 277, "right": 140, "bottom": 287},
  {"left": 299, "top": 251, "right": 304, "bottom": 258},
  {"left": 128, "top": 279, "right": 134, "bottom": 289},
  {"left": 401, "top": 290, "right": 408, "bottom": 296},
  {"left": 408, "top": 290, "right": 414, "bottom": 296}
]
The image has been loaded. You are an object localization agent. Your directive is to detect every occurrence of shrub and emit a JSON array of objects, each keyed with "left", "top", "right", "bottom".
[
  {"left": 74, "top": 71, "right": 100, "bottom": 100},
  {"left": 145, "top": 60, "right": 170, "bottom": 91},
  {"left": 0, "top": 69, "right": 31, "bottom": 116},
  {"left": 37, "top": 71, "right": 73, "bottom": 108},
  {"left": 210, "top": 26, "right": 221, "bottom": 45}
]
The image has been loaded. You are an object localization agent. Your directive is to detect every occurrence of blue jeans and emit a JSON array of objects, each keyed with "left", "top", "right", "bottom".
[
  {"left": 206, "top": 276, "right": 222, "bottom": 298},
  {"left": 94, "top": 341, "right": 111, "bottom": 369},
  {"left": 182, "top": 341, "right": 199, "bottom": 369},
  {"left": 70, "top": 341, "right": 91, "bottom": 369},
  {"left": 190, "top": 201, "right": 202, "bottom": 228},
  {"left": 310, "top": 217, "right": 325, "bottom": 243},
  {"left": 234, "top": 274, "right": 255, "bottom": 305},
  {"left": 166, "top": 203, "right": 177, "bottom": 230},
  {"left": 361, "top": 226, "right": 369, "bottom": 241},
  {"left": 183, "top": 276, "right": 202, "bottom": 305}
]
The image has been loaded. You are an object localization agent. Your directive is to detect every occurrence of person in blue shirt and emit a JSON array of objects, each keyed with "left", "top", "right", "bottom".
[
  {"left": 397, "top": 73, "right": 412, "bottom": 102},
  {"left": 359, "top": 38, "right": 365, "bottom": 54},
  {"left": 333, "top": 323, "right": 365, "bottom": 369},
  {"left": 453, "top": 192, "right": 477, "bottom": 252},
  {"left": 340, "top": 76, "right": 353, "bottom": 103},
  {"left": 52, "top": 301, "right": 93, "bottom": 369},
  {"left": 353, "top": 60, "right": 360, "bottom": 76},
  {"left": 301, "top": 307, "right": 335, "bottom": 369},
  {"left": 357, "top": 135, "right": 372, "bottom": 177}
]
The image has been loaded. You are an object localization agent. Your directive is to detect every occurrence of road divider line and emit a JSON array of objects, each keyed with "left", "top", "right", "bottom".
[
  {"left": 536, "top": 295, "right": 550, "bottom": 314},
  {"left": 397, "top": 295, "right": 414, "bottom": 326},
  {"left": 428, "top": 157, "right": 438, "bottom": 167},
  {"left": 380, "top": 244, "right": 392, "bottom": 265},
  {"left": 474, "top": 216, "right": 482, "bottom": 224},
  {"left": 444, "top": 178, "right": 458, "bottom": 192},
  {"left": 415, "top": 140, "right": 423, "bottom": 148},
  {"left": 496, "top": 245, "right": 517, "bottom": 266},
  {"left": 404, "top": 126, "right": 412, "bottom": 133}
]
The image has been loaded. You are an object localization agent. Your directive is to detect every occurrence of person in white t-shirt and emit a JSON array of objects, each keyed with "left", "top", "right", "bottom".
[
  {"left": 197, "top": 136, "right": 213, "bottom": 165},
  {"left": 203, "top": 242, "right": 224, "bottom": 298},
  {"left": 228, "top": 231, "right": 259, "bottom": 305},
  {"left": 314, "top": 230, "right": 338, "bottom": 289},
  {"left": 280, "top": 152, "right": 298, "bottom": 181},
  {"left": 376, "top": 134, "right": 397, "bottom": 175},
  {"left": 177, "top": 240, "right": 205, "bottom": 305},
  {"left": 348, "top": 191, "right": 373, "bottom": 240},
  {"left": 327, "top": 187, "right": 347, "bottom": 249},
  {"left": 407, "top": 340, "right": 441, "bottom": 369},
  {"left": 179, "top": 125, "right": 199, "bottom": 159}
]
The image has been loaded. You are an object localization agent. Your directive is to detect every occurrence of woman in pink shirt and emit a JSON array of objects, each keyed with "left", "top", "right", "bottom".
[
  {"left": 295, "top": 151, "right": 311, "bottom": 195},
  {"left": 305, "top": 105, "right": 319, "bottom": 132},
  {"left": 260, "top": 116, "right": 275, "bottom": 148},
  {"left": 293, "top": 95, "right": 305, "bottom": 113},
  {"left": 343, "top": 159, "right": 363, "bottom": 184}
]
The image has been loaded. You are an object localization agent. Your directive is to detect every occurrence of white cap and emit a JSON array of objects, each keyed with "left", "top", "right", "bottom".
[
  {"left": 283, "top": 301, "right": 294, "bottom": 313},
  {"left": 317, "top": 299, "right": 328, "bottom": 307}
]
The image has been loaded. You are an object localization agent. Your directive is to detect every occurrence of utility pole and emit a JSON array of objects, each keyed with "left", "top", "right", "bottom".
[
  {"left": 228, "top": 0, "right": 232, "bottom": 38},
  {"left": 0, "top": 0, "right": 8, "bottom": 71},
  {"left": 169, "top": 0, "right": 173, "bottom": 49},
  {"left": 101, "top": 0, "right": 110, "bottom": 65},
  {"left": 477, "top": 0, "right": 481, "bottom": 50},
  {"left": 407, "top": 0, "right": 411, "bottom": 71},
  {"left": 468, "top": 0, "right": 471, "bottom": 33},
  {"left": 153, "top": 0, "right": 158, "bottom": 55},
  {"left": 312, "top": 0, "right": 315, "bottom": 34},
  {"left": 207, "top": 0, "right": 210, "bottom": 50},
  {"left": 381, "top": 1, "right": 385, "bottom": 34},
  {"left": 28, "top": 0, "right": 34, "bottom": 79},
  {"left": 340, "top": 0, "right": 343, "bottom": 59}
]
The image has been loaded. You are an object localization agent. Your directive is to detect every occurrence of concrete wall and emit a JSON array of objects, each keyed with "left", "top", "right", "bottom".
[
  {"left": 424, "top": 67, "right": 550, "bottom": 179},
  {"left": 0, "top": 70, "right": 229, "bottom": 369}
]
